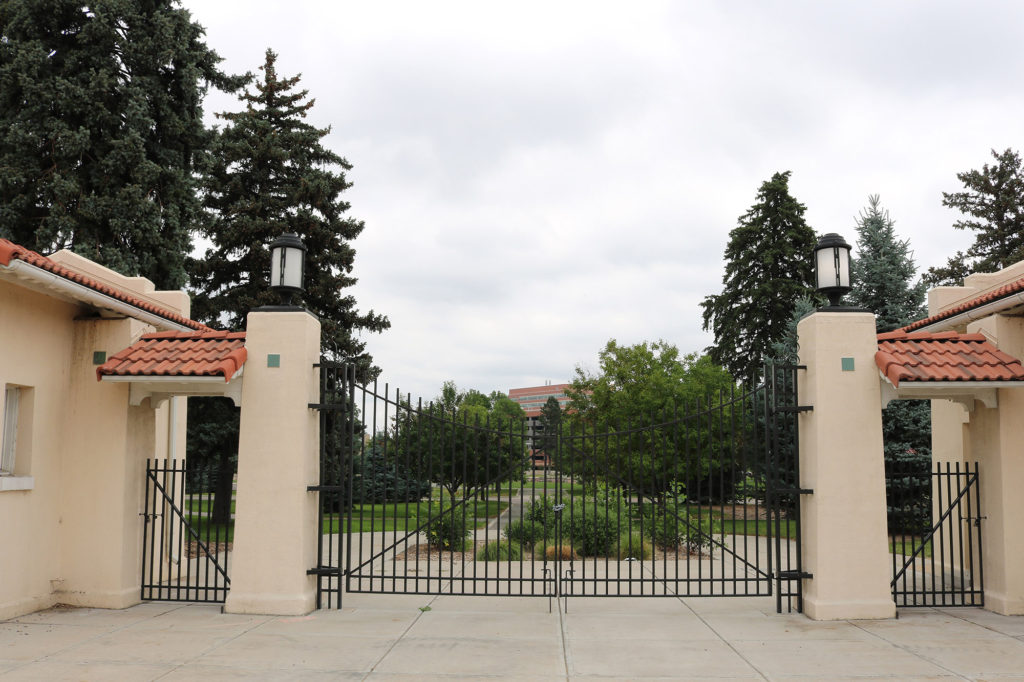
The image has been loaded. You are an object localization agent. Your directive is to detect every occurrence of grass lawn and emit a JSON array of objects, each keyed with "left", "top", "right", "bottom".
[
  {"left": 183, "top": 517, "right": 234, "bottom": 543},
  {"left": 185, "top": 499, "right": 236, "bottom": 514},
  {"left": 890, "top": 537, "right": 933, "bottom": 558},
  {"left": 327, "top": 499, "right": 511, "bottom": 534},
  {"left": 713, "top": 519, "right": 798, "bottom": 539}
]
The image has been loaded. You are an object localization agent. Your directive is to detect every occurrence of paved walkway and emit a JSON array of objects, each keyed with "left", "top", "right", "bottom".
[{"left": 2, "top": 594, "right": 1024, "bottom": 680}]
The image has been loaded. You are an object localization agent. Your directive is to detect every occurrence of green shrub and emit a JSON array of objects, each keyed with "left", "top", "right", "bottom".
[
  {"left": 503, "top": 519, "right": 546, "bottom": 546},
  {"left": 424, "top": 504, "right": 471, "bottom": 551},
  {"left": 524, "top": 496, "right": 559, "bottom": 531},
  {"left": 639, "top": 500, "right": 712, "bottom": 553},
  {"left": 616, "top": 531, "right": 653, "bottom": 560},
  {"left": 681, "top": 517, "right": 712, "bottom": 554},
  {"left": 641, "top": 505, "right": 690, "bottom": 550},
  {"left": 476, "top": 540, "right": 521, "bottom": 561},
  {"left": 567, "top": 506, "right": 617, "bottom": 556}
]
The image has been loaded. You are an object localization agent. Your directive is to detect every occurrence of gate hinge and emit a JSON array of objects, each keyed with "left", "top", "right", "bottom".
[
  {"left": 774, "top": 405, "right": 813, "bottom": 413},
  {"left": 307, "top": 566, "right": 343, "bottom": 577},
  {"left": 307, "top": 484, "right": 346, "bottom": 492},
  {"left": 777, "top": 570, "right": 813, "bottom": 580},
  {"left": 308, "top": 402, "right": 347, "bottom": 411},
  {"left": 774, "top": 488, "right": 814, "bottom": 495}
]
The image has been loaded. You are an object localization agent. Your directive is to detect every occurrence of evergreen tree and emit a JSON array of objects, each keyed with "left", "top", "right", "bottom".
[
  {"left": 848, "top": 195, "right": 927, "bottom": 331},
  {"left": 189, "top": 48, "right": 389, "bottom": 365},
  {"left": 187, "top": 49, "right": 388, "bottom": 522},
  {"left": 0, "top": 0, "right": 238, "bottom": 288},
  {"left": 536, "top": 396, "right": 562, "bottom": 456},
  {"left": 926, "top": 148, "right": 1024, "bottom": 286},
  {"left": 700, "top": 171, "right": 819, "bottom": 385},
  {"left": 848, "top": 195, "right": 931, "bottom": 511},
  {"left": 768, "top": 296, "right": 817, "bottom": 364}
]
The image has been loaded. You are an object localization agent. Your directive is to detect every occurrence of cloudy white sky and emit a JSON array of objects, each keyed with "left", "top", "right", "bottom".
[{"left": 183, "top": 0, "right": 1024, "bottom": 401}]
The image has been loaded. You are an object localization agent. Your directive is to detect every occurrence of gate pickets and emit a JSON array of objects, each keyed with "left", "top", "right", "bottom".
[
  {"left": 886, "top": 461, "right": 984, "bottom": 607},
  {"left": 310, "top": 360, "right": 807, "bottom": 613},
  {"left": 140, "top": 459, "right": 231, "bottom": 603}
]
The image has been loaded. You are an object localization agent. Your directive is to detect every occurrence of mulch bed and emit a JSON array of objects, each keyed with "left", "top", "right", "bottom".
[{"left": 187, "top": 541, "right": 231, "bottom": 559}]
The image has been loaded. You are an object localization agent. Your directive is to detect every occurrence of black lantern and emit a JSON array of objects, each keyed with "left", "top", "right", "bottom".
[
  {"left": 814, "top": 233, "right": 852, "bottom": 308},
  {"left": 269, "top": 232, "right": 306, "bottom": 307}
]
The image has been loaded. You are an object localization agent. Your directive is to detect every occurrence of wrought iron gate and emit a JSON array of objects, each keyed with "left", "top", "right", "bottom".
[
  {"left": 140, "top": 459, "right": 231, "bottom": 602},
  {"left": 886, "top": 461, "right": 983, "bottom": 607},
  {"left": 309, "top": 362, "right": 806, "bottom": 612}
]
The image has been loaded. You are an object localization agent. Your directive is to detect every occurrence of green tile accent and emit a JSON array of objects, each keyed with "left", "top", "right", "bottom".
[
  {"left": 93, "top": 351, "right": 107, "bottom": 365},
  {"left": 841, "top": 357, "right": 855, "bottom": 372},
  {"left": 267, "top": 354, "right": 281, "bottom": 368}
]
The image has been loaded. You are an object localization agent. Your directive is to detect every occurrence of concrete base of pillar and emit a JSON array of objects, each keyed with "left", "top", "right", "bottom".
[
  {"left": 804, "top": 595, "right": 897, "bottom": 621},
  {"left": 984, "top": 590, "right": 1024, "bottom": 616},
  {"left": 223, "top": 591, "right": 316, "bottom": 617}
]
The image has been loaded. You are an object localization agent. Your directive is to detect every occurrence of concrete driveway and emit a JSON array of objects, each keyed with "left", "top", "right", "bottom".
[{"left": 3, "top": 593, "right": 1024, "bottom": 680}]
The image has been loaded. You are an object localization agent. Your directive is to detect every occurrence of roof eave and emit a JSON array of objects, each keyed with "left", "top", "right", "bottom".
[
  {"left": 879, "top": 371, "right": 1024, "bottom": 410},
  {"left": 99, "top": 373, "right": 244, "bottom": 407},
  {"left": 910, "top": 291, "right": 1024, "bottom": 333},
  {"left": 0, "top": 258, "right": 197, "bottom": 332}
]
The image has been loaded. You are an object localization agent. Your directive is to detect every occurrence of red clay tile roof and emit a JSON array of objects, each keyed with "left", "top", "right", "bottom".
[
  {"left": 97, "top": 330, "right": 247, "bottom": 382},
  {"left": 876, "top": 330, "right": 1024, "bottom": 387},
  {"left": 0, "top": 238, "right": 208, "bottom": 331},
  {"left": 901, "top": 274, "right": 1024, "bottom": 332}
]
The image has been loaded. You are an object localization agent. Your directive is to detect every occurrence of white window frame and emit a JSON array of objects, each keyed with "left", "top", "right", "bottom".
[{"left": 1, "top": 386, "right": 19, "bottom": 475}]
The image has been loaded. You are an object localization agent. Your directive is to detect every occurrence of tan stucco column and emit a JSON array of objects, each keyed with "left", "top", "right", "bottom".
[
  {"left": 223, "top": 310, "right": 320, "bottom": 615},
  {"left": 965, "top": 315, "right": 1024, "bottom": 615},
  {"left": 797, "top": 311, "right": 896, "bottom": 620}
]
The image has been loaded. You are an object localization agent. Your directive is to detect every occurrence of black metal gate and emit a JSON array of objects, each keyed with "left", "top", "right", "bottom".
[
  {"left": 309, "top": 362, "right": 805, "bottom": 612},
  {"left": 886, "top": 461, "right": 983, "bottom": 607},
  {"left": 141, "top": 459, "right": 231, "bottom": 602}
]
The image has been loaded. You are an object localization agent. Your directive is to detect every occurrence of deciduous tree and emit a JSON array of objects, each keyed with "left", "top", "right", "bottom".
[
  {"left": 390, "top": 382, "right": 527, "bottom": 497},
  {"left": 564, "top": 340, "right": 736, "bottom": 502}
]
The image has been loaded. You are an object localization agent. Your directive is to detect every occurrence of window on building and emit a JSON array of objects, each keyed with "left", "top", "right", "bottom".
[{"left": 1, "top": 386, "right": 20, "bottom": 475}]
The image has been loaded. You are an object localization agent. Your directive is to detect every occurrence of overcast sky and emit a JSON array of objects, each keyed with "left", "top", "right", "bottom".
[{"left": 182, "top": 0, "right": 1024, "bottom": 402}]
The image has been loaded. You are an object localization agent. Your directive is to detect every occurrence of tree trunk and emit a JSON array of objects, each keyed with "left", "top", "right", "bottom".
[{"left": 211, "top": 450, "right": 234, "bottom": 525}]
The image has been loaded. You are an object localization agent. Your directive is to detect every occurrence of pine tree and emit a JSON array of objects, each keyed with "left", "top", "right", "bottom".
[
  {"left": 700, "top": 171, "right": 819, "bottom": 385},
  {"left": 190, "top": 49, "right": 389, "bottom": 365},
  {"left": 926, "top": 148, "right": 1024, "bottom": 286},
  {"left": 0, "top": 0, "right": 238, "bottom": 288},
  {"left": 848, "top": 195, "right": 931, "bottom": 500},
  {"left": 536, "top": 396, "right": 562, "bottom": 456},
  {"left": 187, "top": 49, "right": 388, "bottom": 522},
  {"left": 848, "top": 195, "right": 927, "bottom": 331}
]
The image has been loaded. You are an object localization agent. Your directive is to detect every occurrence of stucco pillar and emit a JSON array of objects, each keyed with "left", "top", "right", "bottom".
[
  {"left": 223, "top": 310, "right": 320, "bottom": 615},
  {"left": 965, "top": 315, "right": 1024, "bottom": 615},
  {"left": 797, "top": 311, "right": 896, "bottom": 620}
]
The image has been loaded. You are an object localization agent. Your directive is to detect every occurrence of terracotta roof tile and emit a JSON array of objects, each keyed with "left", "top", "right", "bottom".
[
  {"left": 97, "top": 330, "right": 247, "bottom": 382},
  {"left": 875, "top": 330, "right": 1024, "bottom": 387},
  {"left": 902, "top": 274, "right": 1024, "bottom": 332},
  {"left": 0, "top": 238, "right": 208, "bottom": 331}
]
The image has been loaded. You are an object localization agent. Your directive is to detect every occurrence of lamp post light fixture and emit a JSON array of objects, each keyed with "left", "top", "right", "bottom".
[
  {"left": 814, "top": 232, "right": 853, "bottom": 309},
  {"left": 269, "top": 232, "right": 307, "bottom": 308}
]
